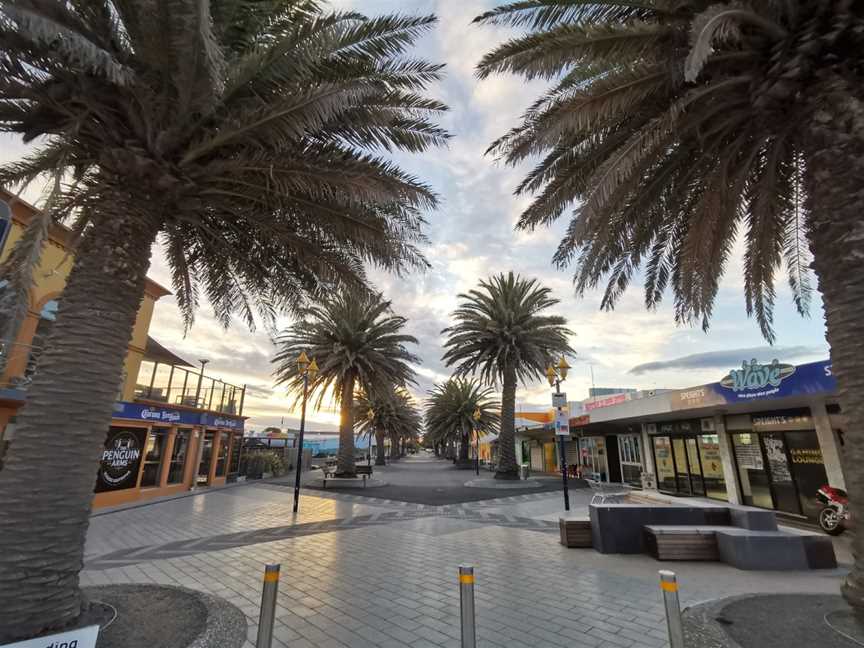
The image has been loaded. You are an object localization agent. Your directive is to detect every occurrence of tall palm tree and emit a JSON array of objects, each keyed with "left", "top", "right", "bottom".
[
  {"left": 0, "top": 1, "right": 446, "bottom": 640},
  {"left": 425, "top": 378, "right": 500, "bottom": 467},
  {"left": 355, "top": 387, "right": 421, "bottom": 466},
  {"left": 442, "top": 273, "right": 572, "bottom": 478},
  {"left": 475, "top": 0, "right": 864, "bottom": 608},
  {"left": 273, "top": 291, "right": 418, "bottom": 476}
]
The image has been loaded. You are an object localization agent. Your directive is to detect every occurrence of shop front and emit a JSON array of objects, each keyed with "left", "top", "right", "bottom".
[
  {"left": 649, "top": 419, "right": 728, "bottom": 501},
  {"left": 728, "top": 409, "right": 828, "bottom": 519},
  {"left": 93, "top": 402, "right": 245, "bottom": 508}
]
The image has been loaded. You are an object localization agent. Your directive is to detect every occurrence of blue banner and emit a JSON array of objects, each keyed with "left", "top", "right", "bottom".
[
  {"left": 113, "top": 401, "right": 244, "bottom": 431},
  {"left": 711, "top": 359, "right": 835, "bottom": 404}
]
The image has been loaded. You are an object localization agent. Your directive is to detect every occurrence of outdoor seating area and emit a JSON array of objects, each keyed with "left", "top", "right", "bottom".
[
  {"left": 560, "top": 502, "right": 837, "bottom": 571},
  {"left": 321, "top": 463, "right": 373, "bottom": 488}
]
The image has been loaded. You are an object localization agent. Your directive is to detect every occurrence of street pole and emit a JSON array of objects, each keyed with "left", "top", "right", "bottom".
[
  {"left": 474, "top": 428, "right": 480, "bottom": 476},
  {"left": 292, "top": 371, "right": 309, "bottom": 514},
  {"left": 556, "top": 377, "right": 570, "bottom": 512}
]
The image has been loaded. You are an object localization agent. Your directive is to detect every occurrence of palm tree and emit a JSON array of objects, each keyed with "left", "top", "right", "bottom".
[
  {"left": 425, "top": 378, "right": 500, "bottom": 468},
  {"left": 273, "top": 291, "right": 418, "bottom": 476},
  {"left": 355, "top": 387, "right": 421, "bottom": 466},
  {"left": 475, "top": 0, "right": 864, "bottom": 609},
  {"left": 442, "top": 273, "right": 572, "bottom": 478},
  {"left": 0, "top": 1, "right": 446, "bottom": 640}
]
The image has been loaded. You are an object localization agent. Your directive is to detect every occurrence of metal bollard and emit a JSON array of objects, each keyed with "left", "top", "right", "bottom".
[
  {"left": 458, "top": 565, "right": 477, "bottom": 648},
  {"left": 256, "top": 563, "right": 280, "bottom": 648},
  {"left": 659, "top": 570, "right": 685, "bottom": 648}
]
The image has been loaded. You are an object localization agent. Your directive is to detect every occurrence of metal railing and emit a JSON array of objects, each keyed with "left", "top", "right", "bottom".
[{"left": 134, "top": 360, "right": 246, "bottom": 415}]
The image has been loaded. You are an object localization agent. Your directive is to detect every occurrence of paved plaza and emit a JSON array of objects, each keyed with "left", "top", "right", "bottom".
[{"left": 82, "top": 457, "right": 850, "bottom": 648}]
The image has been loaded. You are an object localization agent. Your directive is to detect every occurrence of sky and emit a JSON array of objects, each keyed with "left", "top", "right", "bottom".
[{"left": 0, "top": 0, "right": 829, "bottom": 432}]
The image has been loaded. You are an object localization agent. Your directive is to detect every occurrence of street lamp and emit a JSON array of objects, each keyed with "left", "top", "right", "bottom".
[
  {"left": 472, "top": 407, "right": 482, "bottom": 476},
  {"left": 292, "top": 351, "right": 318, "bottom": 513},
  {"left": 367, "top": 408, "right": 375, "bottom": 467},
  {"left": 547, "top": 355, "right": 572, "bottom": 511}
]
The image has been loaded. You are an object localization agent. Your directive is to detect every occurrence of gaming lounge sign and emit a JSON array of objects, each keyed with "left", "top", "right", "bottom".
[{"left": 0, "top": 625, "right": 99, "bottom": 648}]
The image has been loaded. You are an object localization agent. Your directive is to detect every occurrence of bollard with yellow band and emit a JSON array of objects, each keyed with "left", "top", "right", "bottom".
[
  {"left": 256, "top": 564, "right": 281, "bottom": 648},
  {"left": 458, "top": 565, "right": 477, "bottom": 648},
  {"left": 659, "top": 570, "right": 685, "bottom": 648}
]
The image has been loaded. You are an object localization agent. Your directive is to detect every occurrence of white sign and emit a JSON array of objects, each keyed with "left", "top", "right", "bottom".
[
  {"left": 552, "top": 392, "right": 567, "bottom": 408},
  {"left": 555, "top": 408, "right": 569, "bottom": 436},
  {"left": 1, "top": 625, "right": 99, "bottom": 648}
]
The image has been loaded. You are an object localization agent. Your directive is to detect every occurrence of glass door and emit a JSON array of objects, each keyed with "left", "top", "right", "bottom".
[
  {"left": 653, "top": 436, "right": 676, "bottom": 492},
  {"left": 197, "top": 432, "right": 214, "bottom": 485},
  {"left": 672, "top": 438, "right": 692, "bottom": 495},
  {"left": 686, "top": 438, "right": 705, "bottom": 495},
  {"left": 784, "top": 431, "right": 828, "bottom": 519},
  {"left": 762, "top": 432, "right": 801, "bottom": 515}
]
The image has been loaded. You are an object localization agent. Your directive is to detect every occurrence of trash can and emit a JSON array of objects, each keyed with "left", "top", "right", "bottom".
[{"left": 520, "top": 464, "right": 530, "bottom": 480}]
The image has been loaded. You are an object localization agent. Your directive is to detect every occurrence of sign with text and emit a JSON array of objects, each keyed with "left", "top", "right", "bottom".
[
  {"left": 555, "top": 408, "right": 569, "bottom": 436},
  {"left": 95, "top": 426, "right": 147, "bottom": 492},
  {"left": 1, "top": 624, "right": 99, "bottom": 648},
  {"left": 552, "top": 392, "right": 567, "bottom": 408},
  {"left": 113, "top": 401, "right": 201, "bottom": 425},
  {"left": 584, "top": 394, "right": 627, "bottom": 411}
]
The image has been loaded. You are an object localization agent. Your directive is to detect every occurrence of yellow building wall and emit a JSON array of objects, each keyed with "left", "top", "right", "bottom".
[{"left": 1, "top": 193, "right": 168, "bottom": 397}]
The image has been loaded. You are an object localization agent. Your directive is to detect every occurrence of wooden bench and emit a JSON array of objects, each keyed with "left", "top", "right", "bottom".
[
  {"left": 559, "top": 517, "right": 592, "bottom": 548},
  {"left": 321, "top": 465, "right": 368, "bottom": 488},
  {"left": 644, "top": 525, "right": 721, "bottom": 561}
]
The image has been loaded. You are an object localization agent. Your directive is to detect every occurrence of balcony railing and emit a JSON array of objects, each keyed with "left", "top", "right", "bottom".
[{"left": 133, "top": 360, "right": 245, "bottom": 416}]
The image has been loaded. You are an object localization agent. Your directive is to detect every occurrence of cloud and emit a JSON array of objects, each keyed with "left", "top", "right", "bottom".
[{"left": 628, "top": 346, "right": 826, "bottom": 376}]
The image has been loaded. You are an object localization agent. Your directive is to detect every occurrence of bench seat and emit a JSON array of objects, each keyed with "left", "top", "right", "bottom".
[
  {"left": 559, "top": 517, "right": 592, "bottom": 548},
  {"left": 644, "top": 525, "right": 836, "bottom": 570}
]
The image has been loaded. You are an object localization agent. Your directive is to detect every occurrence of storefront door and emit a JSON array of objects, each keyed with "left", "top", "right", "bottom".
[
  {"left": 671, "top": 438, "right": 692, "bottom": 495},
  {"left": 197, "top": 432, "right": 215, "bottom": 485},
  {"left": 653, "top": 428, "right": 727, "bottom": 499}
]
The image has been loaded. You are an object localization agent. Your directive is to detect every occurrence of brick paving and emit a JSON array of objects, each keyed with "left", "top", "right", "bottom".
[{"left": 82, "top": 458, "right": 848, "bottom": 648}]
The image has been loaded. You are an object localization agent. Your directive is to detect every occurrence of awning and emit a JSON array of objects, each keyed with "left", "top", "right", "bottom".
[{"left": 144, "top": 337, "right": 193, "bottom": 367}]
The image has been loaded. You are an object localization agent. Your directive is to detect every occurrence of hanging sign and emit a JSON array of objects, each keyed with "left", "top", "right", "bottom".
[
  {"left": 0, "top": 624, "right": 99, "bottom": 648},
  {"left": 95, "top": 427, "right": 147, "bottom": 492},
  {"left": 555, "top": 408, "right": 569, "bottom": 436},
  {"left": 552, "top": 392, "right": 567, "bottom": 408}
]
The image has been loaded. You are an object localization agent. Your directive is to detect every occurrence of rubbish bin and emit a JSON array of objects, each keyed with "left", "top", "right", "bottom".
[{"left": 520, "top": 464, "right": 530, "bottom": 480}]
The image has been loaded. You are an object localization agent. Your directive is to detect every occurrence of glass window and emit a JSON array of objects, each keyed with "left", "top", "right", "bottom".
[
  {"left": 167, "top": 430, "right": 190, "bottom": 484},
  {"left": 215, "top": 433, "right": 230, "bottom": 476},
  {"left": 785, "top": 430, "right": 829, "bottom": 519},
  {"left": 698, "top": 434, "right": 727, "bottom": 501},
  {"left": 140, "top": 428, "right": 168, "bottom": 487},
  {"left": 197, "top": 432, "right": 215, "bottom": 484},
  {"left": 653, "top": 436, "right": 676, "bottom": 491},
  {"left": 732, "top": 433, "right": 774, "bottom": 509}
]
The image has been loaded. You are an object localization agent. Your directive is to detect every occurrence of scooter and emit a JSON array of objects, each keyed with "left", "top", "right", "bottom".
[{"left": 816, "top": 485, "right": 849, "bottom": 536}]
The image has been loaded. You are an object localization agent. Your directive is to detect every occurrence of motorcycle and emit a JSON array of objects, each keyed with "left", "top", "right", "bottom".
[{"left": 816, "top": 485, "right": 849, "bottom": 536}]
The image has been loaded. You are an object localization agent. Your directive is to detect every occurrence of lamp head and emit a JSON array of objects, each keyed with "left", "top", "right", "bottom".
[
  {"left": 297, "top": 350, "right": 310, "bottom": 371},
  {"left": 473, "top": 407, "right": 482, "bottom": 422},
  {"left": 545, "top": 364, "right": 557, "bottom": 386},
  {"left": 557, "top": 355, "right": 571, "bottom": 380},
  {"left": 307, "top": 357, "right": 319, "bottom": 378}
]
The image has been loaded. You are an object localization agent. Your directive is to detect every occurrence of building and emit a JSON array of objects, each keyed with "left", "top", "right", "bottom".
[
  {"left": 538, "top": 357, "right": 843, "bottom": 522},
  {"left": 0, "top": 191, "right": 247, "bottom": 508}
]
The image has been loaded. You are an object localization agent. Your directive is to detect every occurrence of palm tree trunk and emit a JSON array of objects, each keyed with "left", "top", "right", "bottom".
[
  {"left": 389, "top": 433, "right": 399, "bottom": 460},
  {"left": 805, "top": 88, "right": 864, "bottom": 616},
  {"left": 496, "top": 363, "right": 519, "bottom": 479},
  {"left": 375, "top": 429, "right": 386, "bottom": 465},
  {"left": 0, "top": 215, "right": 159, "bottom": 641},
  {"left": 336, "top": 375, "right": 356, "bottom": 476},
  {"left": 458, "top": 422, "right": 470, "bottom": 464}
]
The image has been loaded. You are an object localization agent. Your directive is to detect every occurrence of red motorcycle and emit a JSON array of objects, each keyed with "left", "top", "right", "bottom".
[{"left": 816, "top": 485, "right": 849, "bottom": 536}]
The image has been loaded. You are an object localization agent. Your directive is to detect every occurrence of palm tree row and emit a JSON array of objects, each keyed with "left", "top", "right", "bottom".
[
  {"left": 425, "top": 378, "right": 500, "bottom": 466},
  {"left": 355, "top": 388, "right": 422, "bottom": 465},
  {"left": 473, "top": 0, "right": 864, "bottom": 611}
]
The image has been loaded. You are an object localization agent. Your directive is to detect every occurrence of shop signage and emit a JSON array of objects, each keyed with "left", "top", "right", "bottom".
[
  {"left": 200, "top": 413, "right": 244, "bottom": 430},
  {"left": 113, "top": 401, "right": 201, "bottom": 425},
  {"left": 584, "top": 394, "right": 627, "bottom": 411},
  {"left": 1, "top": 624, "right": 99, "bottom": 648},
  {"left": 95, "top": 427, "right": 146, "bottom": 492},
  {"left": 752, "top": 414, "right": 812, "bottom": 428},
  {"left": 569, "top": 415, "right": 590, "bottom": 427},
  {"left": 721, "top": 359, "right": 796, "bottom": 393},
  {"left": 790, "top": 447, "right": 824, "bottom": 465}
]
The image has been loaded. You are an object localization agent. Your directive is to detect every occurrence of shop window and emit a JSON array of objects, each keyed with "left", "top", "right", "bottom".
[
  {"left": 140, "top": 428, "right": 169, "bottom": 487},
  {"left": 215, "top": 433, "right": 230, "bottom": 476},
  {"left": 698, "top": 434, "right": 727, "bottom": 501},
  {"left": 653, "top": 436, "right": 676, "bottom": 491},
  {"left": 197, "top": 432, "right": 215, "bottom": 484},
  {"left": 732, "top": 433, "right": 774, "bottom": 509},
  {"left": 167, "top": 430, "right": 191, "bottom": 484}
]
